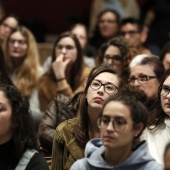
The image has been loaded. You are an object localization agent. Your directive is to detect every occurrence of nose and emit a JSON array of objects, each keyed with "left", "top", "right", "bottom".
[
  {"left": 61, "top": 47, "right": 67, "bottom": 54},
  {"left": 97, "top": 85, "right": 105, "bottom": 95},
  {"left": 167, "top": 92, "right": 170, "bottom": 98},
  {"left": 13, "top": 41, "right": 19, "bottom": 47},
  {"left": 107, "top": 59, "right": 113, "bottom": 65},
  {"left": 124, "top": 33, "right": 130, "bottom": 40},
  {"left": 132, "top": 79, "right": 140, "bottom": 86},
  {"left": 106, "top": 121, "right": 115, "bottom": 131}
]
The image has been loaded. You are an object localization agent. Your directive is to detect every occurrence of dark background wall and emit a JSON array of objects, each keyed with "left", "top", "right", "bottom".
[{"left": 2, "top": 0, "right": 92, "bottom": 42}]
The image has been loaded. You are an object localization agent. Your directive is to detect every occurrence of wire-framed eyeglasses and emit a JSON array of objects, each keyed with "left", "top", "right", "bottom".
[
  {"left": 90, "top": 80, "right": 118, "bottom": 94},
  {"left": 128, "top": 75, "right": 157, "bottom": 85},
  {"left": 97, "top": 115, "right": 129, "bottom": 132},
  {"left": 160, "top": 85, "right": 170, "bottom": 97}
]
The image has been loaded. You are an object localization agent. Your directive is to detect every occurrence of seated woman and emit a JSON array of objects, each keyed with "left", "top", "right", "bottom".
[
  {"left": 38, "top": 31, "right": 91, "bottom": 112},
  {"left": 128, "top": 54, "right": 165, "bottom": 112},
  {"left": 2, "top": 26, "right": 43, "bottom": 131},
  {"left": 70, "top": 86, "right": 163, "bottom": 170},
  {"left": 142, "top": 69, "right": 170, "bottom": 164},
  {"left": 51, "top": 64, "right": 124, "bottom": 170},
  {"left": 0, "top": 84, "right": 49, "bottom": 170},
  {"left": 95, "top": 36, "right": 138, "bottom": 80}
]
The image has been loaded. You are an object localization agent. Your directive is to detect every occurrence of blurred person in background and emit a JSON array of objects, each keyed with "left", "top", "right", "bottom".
[{"left": 0, "top": 14, "right": 19, "bottom": 46}]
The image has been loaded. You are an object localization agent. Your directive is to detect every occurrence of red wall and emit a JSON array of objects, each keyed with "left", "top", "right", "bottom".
[{"left": 3, "top": 0, "right": 92, "bottom": 35}]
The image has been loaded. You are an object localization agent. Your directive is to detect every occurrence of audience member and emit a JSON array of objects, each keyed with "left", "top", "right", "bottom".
[
  {"left": 120, "top": 17, "right": 151, "bottom": 55},
  {"left": 2, "top": 26, "right": 43, "bottom": 130},
  {"left": 95, "top": 36, "right": 138, "bottom": 80},
  {"left": 129, "top": 54, "right": 165, "bottom": 112},
  {"left": 87, "top": 9, "right": 120, "bottom": 58},
  {"left": 51, "top": 64, "right": 123, "bottom": 170},
  {"left": 0, "top": 14, "right": 19, "bottom": 46},
  {"left": 160, "top": 41, "right": 170, "bottom": 70},
  {"left": 38, "top": 31, "right": 91, "bottom": 112},
  {"left": 0, "top": 46, "right": 13, "bottom": 85},
  {"left": 141, "top": 69, "right": 170, "bottom": 164},
  {"left": 70, "top": 86, "right": 163, "bottom": 170},
  {"left": 0, "top": 84, "right": 49, "bottom": 170},
  {"left": 89, "top": 0, "right": 140, "bottom": 35},
  {"left": 42, "top": 23, "right": 95, "bottom": 72}
]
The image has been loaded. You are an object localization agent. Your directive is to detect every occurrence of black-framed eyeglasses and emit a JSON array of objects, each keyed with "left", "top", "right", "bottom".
[
  {"left": 104, "top": 55, "right": 123, "bottom": 62},
  {"left": 90, "top": 80, "right": 118, "bottom": 94},
  {"left": 120, "top": 30, "right": 140, "bottom": 37},
  {"left": 160, "top": 85, "right": 170, "bottom": 97},
  {"left": 128, "top": 75, "right": 157, "bottom": 85},
  {"left": 97, "top": 115, "right": 129, "bottom": 132}
]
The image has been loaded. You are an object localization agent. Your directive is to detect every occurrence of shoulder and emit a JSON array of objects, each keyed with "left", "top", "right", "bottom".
[
  {"left": 26, "top": 152, "right": 49, "bottom": 170},
  {"left": 56, "top": 118, "right": 77, "bottom": 132},
  {"left": 70, "top": 158, "right": 89, "bottom": 170}
]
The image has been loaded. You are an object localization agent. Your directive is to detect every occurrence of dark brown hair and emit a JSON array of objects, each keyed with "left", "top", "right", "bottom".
[
  {"left": 73, "top": 64, "right": 123, "bottom": 148},
  {"left": 148, "top": 69, "right": 170, "bottom": 129}
]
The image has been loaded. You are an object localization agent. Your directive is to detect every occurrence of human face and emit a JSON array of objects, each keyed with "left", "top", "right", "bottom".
[
  {"left": 100, "top": 101, "right": 139, "bottom": 150},
  {"left": 163, "top": 53, "right": 170, "bottom": 70},
  {"left": 86, "top": 72, "right": 119, "bottom": 111},
  {"left": 121, "top": 23, "right": 141, "bottom": 48},
  {"left": 164, "top": 148, "right": 170, "bottom": 170},
  {"left": 103, "top": 45, "right": 123, "bottom": 74},
  {"left": 71, "top": 25, "right": 87, "bottom": 50},
  {"left": 56, "top": 37, "right": 77, "bottom": 64},
  {"left": 130, "top": 64, "right": 159, "bottom": 100},
  {"left": 8, "top": 31, "right": 28, "bottom": 59},
  {"left": 98, "top": 12, "right": 119, "bottom": 39},
  {"left": 161, "top": 76, "right": 170, "bottom": 116},
  {"left": 0, "top": 91, "right": 13, "bottom": 145},
  {"left": 0, "top": 17, "right": 18, "bottom": 41}
]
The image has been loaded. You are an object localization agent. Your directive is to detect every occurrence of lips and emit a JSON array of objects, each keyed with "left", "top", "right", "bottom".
[
  {"left": 94, "top": 97, "right": 104, "bottom": 103},
  {"left": 103, "top": 135, "right": 116, "bottom": 141},
  {"left": 165, "top": 103, "right": 170, "bottom": 108}
]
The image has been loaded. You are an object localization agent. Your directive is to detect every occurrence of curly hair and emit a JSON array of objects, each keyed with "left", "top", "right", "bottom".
[
  {"left": 95, "top": 36, "right": 138, "bottom": 79},
  {"left": 0, "top": 84, "right": 37, "bottom": 158},
  {"left": 2, "top": 26, "right": 40, "bottom": 98}
]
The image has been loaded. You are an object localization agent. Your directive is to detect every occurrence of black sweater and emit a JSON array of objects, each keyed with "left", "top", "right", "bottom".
[{"left": 0, "top": 140, "right": 49, "bottom": 170}]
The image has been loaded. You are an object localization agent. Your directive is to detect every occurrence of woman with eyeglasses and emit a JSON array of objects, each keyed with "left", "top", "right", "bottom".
[
  {"left": 2, "top": 26, "right": 43, "bottom": 131},
  {"left": 95, "top": 36, "right": 138, "bottom": 80},
  {"left": 141, "top": 69, "right": 170, "bottom": 164},
  {"left": 70, "top": 86, "right": 163, "bottom": 170},
  {"left": 51, "top": 64, "right": 123, "bottom": 170},
  {"left": 129, "top": 54, "right": 165, "bottom": 112}
]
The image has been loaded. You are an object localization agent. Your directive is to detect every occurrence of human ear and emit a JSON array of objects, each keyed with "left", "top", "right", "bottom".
[{"left": 134, "top": 122, "right": 144, "bottom": 137}]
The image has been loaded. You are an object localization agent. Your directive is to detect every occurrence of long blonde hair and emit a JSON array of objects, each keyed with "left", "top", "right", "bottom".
[{"left": 2, "top": 26, "right": 40, "bottom": 98}]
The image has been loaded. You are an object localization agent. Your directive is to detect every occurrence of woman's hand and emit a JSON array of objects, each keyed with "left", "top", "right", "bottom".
[{"left": 52, "top": 54, "right": 70, "bottom": 79}]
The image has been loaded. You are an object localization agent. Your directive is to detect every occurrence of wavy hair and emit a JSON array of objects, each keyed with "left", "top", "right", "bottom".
[
  {"left": 73, "top": 64, "right": 124, "bottom": 148},
  {"left": 95, "top": 36, "right": 138, "bottom": 78},
  {"left": 0, "top": 84, "right": 37, "bottom": 158},
  {"left": 2, "top": 26, "right": 40, "bottom": 98}
]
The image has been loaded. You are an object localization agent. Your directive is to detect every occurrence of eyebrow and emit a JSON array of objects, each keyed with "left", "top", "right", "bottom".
[{"left": 94, "top": 79, "right": 115, "bottom": 85}]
